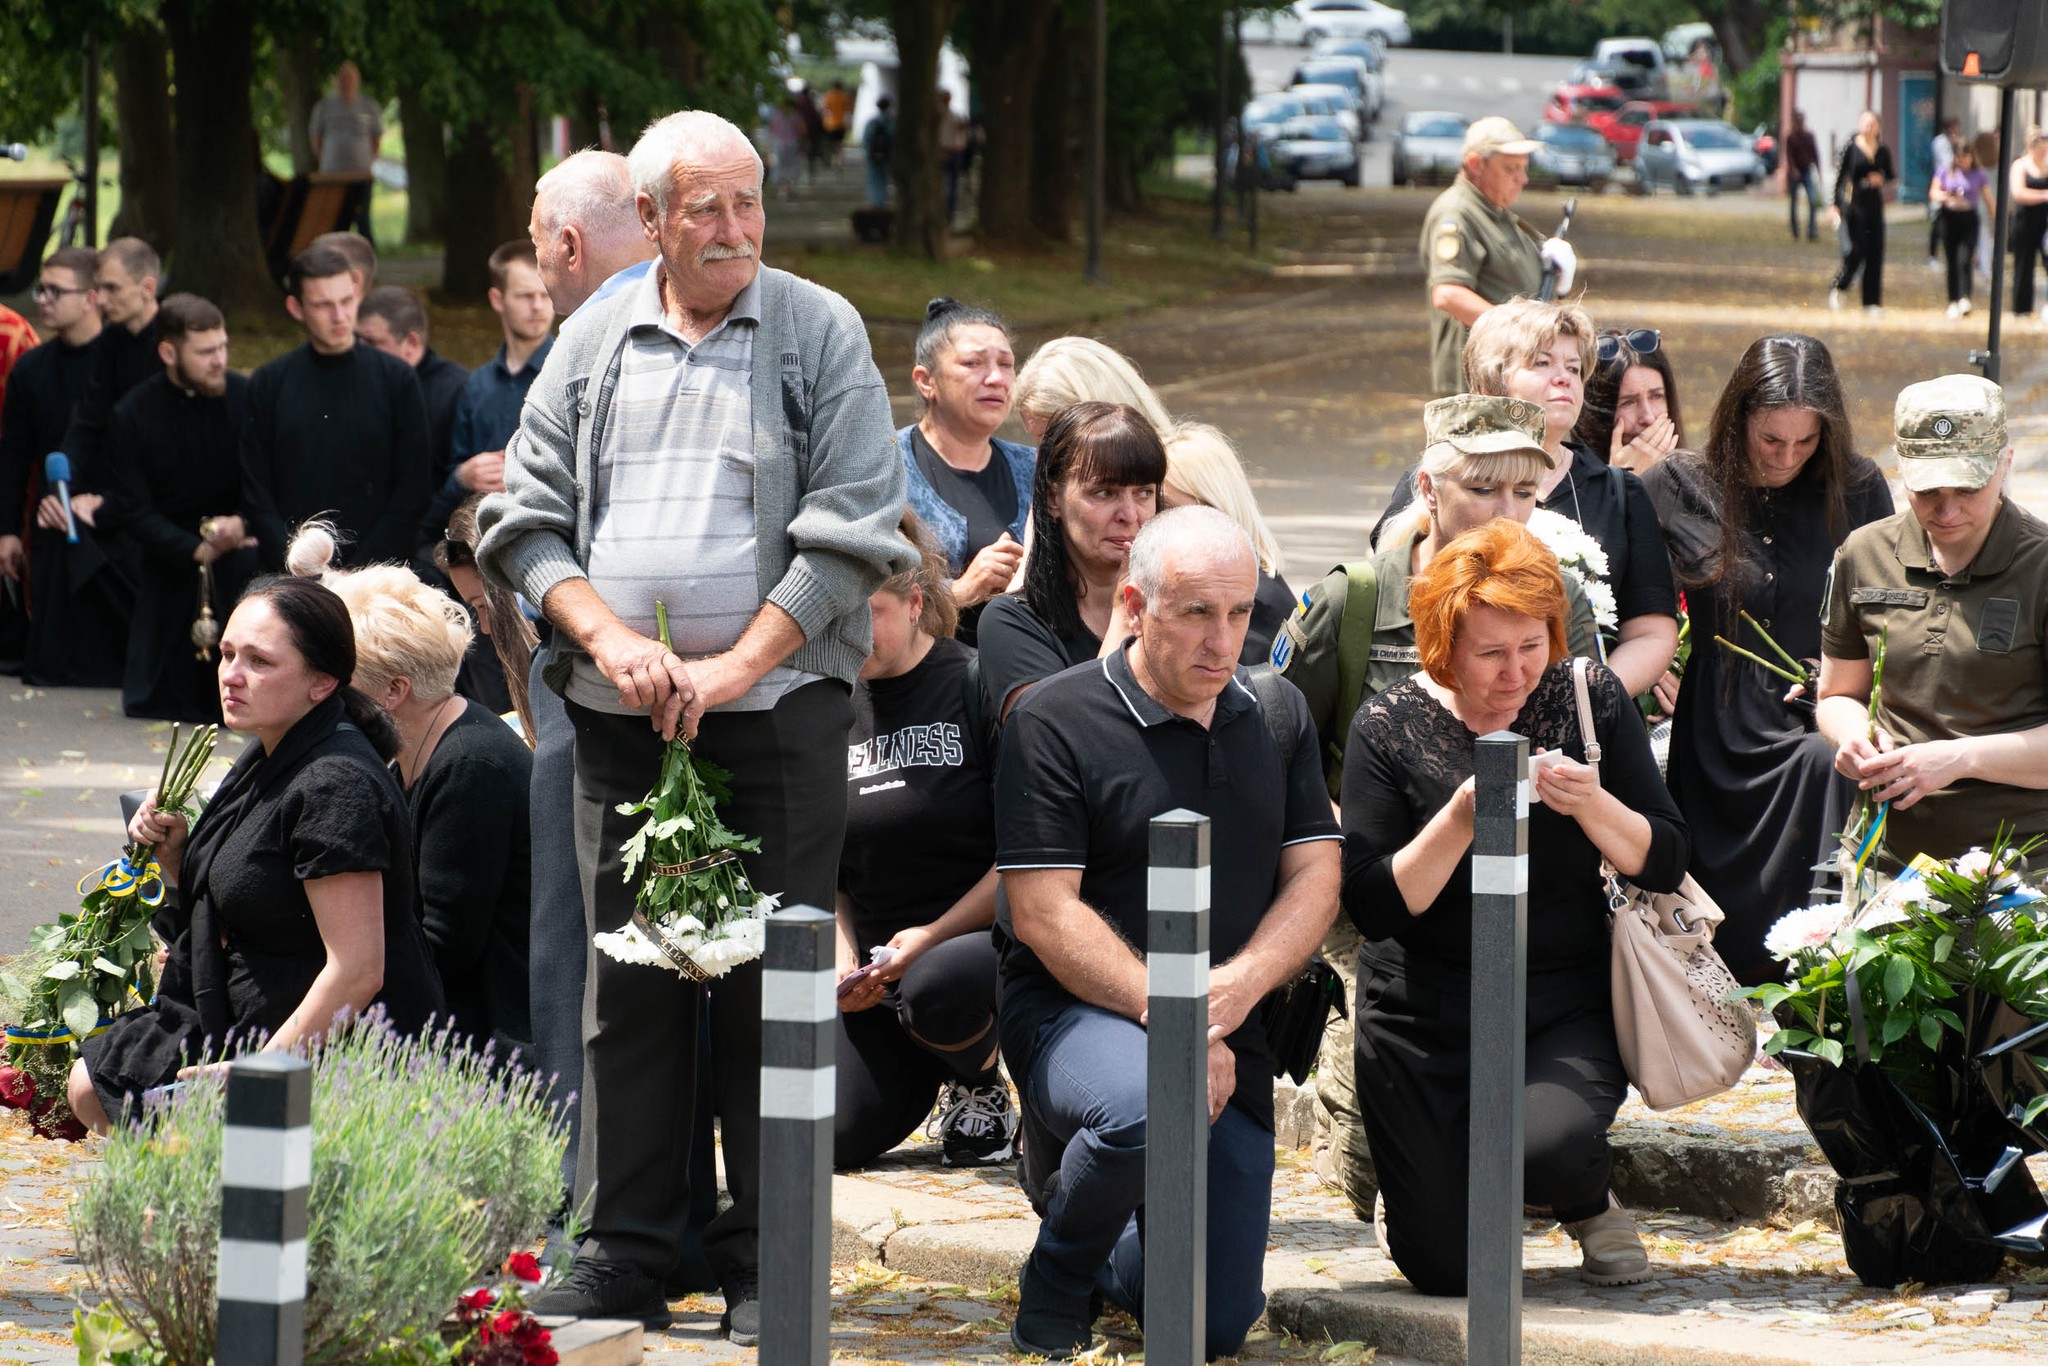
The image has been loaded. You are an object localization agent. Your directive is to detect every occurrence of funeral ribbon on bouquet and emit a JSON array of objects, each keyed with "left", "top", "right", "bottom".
[{"left": 0, "top": 723, "right": 218, "bottom": 1140}]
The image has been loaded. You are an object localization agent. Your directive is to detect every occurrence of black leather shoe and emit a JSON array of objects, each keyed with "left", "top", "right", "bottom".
[
  {"left": 1009, "top": 1255, "right": 1096, "bottom": 1360},
  {"left": 529, "top": 1255, "right": 671, "bottom": 1328}
]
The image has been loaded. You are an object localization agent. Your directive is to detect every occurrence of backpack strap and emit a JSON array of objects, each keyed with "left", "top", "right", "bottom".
[
  {"left": 1243, "top": 663, "right": 1298, "bottom": 757},
  {"left": 1333, "top": 559, "right": 1379, "bottom": 759}
]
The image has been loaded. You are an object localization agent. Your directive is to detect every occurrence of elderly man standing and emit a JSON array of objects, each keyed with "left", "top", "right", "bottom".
[
  {"left": 478, "top": 109, "right": 909, "bottom": 1342},
  {"left": 1420, "top": 116, "right": 1575, "bottom": 395},
  {"left": 995, "top": 506, "right": 1341, "bottom": 1360},
  {"left": 529, "top": 149, "right": 659, "bottom": 316}
]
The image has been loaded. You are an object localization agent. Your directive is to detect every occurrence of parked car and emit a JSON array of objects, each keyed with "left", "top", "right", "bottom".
[
  {"left": 1243, "top": 1, "right": 1411, "bottom": 50},
  {"left": 1312, "top": 36, "right": 1388, "bottom": 73},
  {"left": 1269, "top": 118, "right": 1362, "bottom": 187},
  {"left": 1291, "top": 55, "right": 1383, "bottom": 124},
  {"left": 1544, "top": 83, "right": 1628, "bottom": 135},
  {"left": 1661, "top": 22, "right": 1718, "bottom": 63},
  {"left": 1288, "top": 82, "right": 1367, "bottom": 143},
  {"left": 1568, "top": 59, "right": 1656, "bottom": 101},
  {"left": 1242, "top": 93, "right": 1318, "bottom": 137},
  {"left": 1591, "top": 37, "right": 1668, "bottom": 99},
  {"left": 1530, "top": 121, "right": 1617, "bottom": 189},
  {"left": 1636, "top": 118, "right": 1766, "bottom": 194},
  {"left": 1603, "top": 99, "right": 1699, "bottom": 162},
  {"left": 1392, "top": 110, "right": 1469, "bottom": 186}
]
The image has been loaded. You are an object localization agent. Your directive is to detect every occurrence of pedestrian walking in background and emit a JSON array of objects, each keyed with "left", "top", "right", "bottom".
[
  {"left": 768, "top": 97, "right": 805, "bottom": 198},
  {"left": 2008, "top": 127, "right": 2048, "bottom": 320},
  {"left": 1783, "top": 110, "right": 1821, "bottom": 242},
  {"left": 1933, "top": 144, "right": 1992, "bottom": 318},
  {"left": 1927, "top": 116, "right": 1959, "bottom": 272},
  {"left": 308, "top": 60, "right": 382, "bottom": 241},
  {"left": 939, "top": 90, "right": 970, "bottom": 224},
  {"left": 864, "top": 96, "right": 895, "bottom": 207},
  {"left": 822, "top": 79, "right": 854, "bottom": 164},
  {"left": 1828, "top": 111, "right": 1894, "bottom": 314}
]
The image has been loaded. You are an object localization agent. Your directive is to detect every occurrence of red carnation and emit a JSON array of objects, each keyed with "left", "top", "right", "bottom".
[
  {"left": 490, "top": 1310, "right": 523, "bottom": 1340},
  {"left": 0, "top": 1065, "right": 35, "bottom": 1110},
  {"left": 459, "top": 1287, "right": 496, "bottom": 1312},
  {"left": 504, "top": 1251, "right": 543, "bottom": 1283}
]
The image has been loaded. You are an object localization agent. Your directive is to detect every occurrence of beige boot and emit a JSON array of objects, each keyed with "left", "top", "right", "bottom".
[{"left": 1564, "top": 1195, "right": 1651, "bottom": 1287}]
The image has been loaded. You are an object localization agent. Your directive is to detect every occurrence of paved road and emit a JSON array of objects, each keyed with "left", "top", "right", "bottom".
[{"left": 1241, "top": 43, "right": 1576, "bottom": 188}]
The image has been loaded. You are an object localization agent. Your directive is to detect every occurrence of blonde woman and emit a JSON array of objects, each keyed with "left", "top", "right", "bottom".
[
  {"left": 292, "top": 524, "right": 533, "bottom": 1058},
  {"left": 1014, "top": 336, "right": 1173, "bottom": 438},
  {"left": 1161, "top": 420, "right": 1294, "bottom": 663}
]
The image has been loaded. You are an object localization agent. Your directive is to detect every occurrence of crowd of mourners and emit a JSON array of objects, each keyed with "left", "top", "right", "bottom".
[{"left": 3, "top": 103, "right": 2045, "bottom": 1362}]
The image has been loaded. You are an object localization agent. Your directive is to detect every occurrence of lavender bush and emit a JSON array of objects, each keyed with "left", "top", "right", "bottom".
[{"left": 71, "top": 1014, "right": 567, "bottom": 1364}]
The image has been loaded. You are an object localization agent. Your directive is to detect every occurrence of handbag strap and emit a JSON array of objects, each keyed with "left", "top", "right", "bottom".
[{"left": 1570, "top": 656, "right": 1604, "bottom": 779}]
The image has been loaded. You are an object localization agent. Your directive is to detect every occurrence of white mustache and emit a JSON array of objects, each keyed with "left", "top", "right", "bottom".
[{"left": 698, "top": 242, "right": 756, "bottom": 263}]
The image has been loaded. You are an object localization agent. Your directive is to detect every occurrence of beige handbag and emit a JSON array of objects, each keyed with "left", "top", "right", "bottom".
[{"left": 1570, "top": 658, "right": 1756, "bottom": 1110}]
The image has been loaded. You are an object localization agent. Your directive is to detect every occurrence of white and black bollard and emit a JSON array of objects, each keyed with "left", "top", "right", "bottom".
[
  {"left": 759, "top": 906, "right": 836, "bottom": 1366},
  {"left": 1146, "top": 809, "right": 1211, "bottom": 1366},
  {"left": 215, "top": 1054, "right": 311, "bottom": 1366},
  {"left": 1468, "top": 732, "right": 1530, "bottom": 1365}
]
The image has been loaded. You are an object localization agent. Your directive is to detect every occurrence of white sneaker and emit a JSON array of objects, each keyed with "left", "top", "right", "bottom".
[
  {"left": 1865, "top": 305, "right": 1884, "bottom": 317},
  {"left": 1828, "top": 287, "right": 1843, "bottom": 311},
  {"left": 1958, "top": 297, "right": 1973, "bottom": 316},
  {"left": 1927, "top": 256, "right": 1943, "bottom": 273},
  {"left": 1946, "top": 301, "right": 1962, "bottom": 319}
]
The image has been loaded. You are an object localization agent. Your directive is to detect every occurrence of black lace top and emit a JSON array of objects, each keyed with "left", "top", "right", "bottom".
[{"left": 1339, "top": 660, "right": 1688, "bottom": 980}]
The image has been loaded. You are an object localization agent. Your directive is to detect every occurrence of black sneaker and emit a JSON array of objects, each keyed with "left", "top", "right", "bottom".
[
  {"left": 529, "top": 1255, "right": 671, "bottom": 1328},
  {"left": 720, "top": 1270, "right": 760, "bottom": 1347},
  {"left": 930, "top": 1080, "right": 1018, "bottom": 1166},
  {"left": 1010, "top": 1254, "right": 1096, "bottom": 1359}
]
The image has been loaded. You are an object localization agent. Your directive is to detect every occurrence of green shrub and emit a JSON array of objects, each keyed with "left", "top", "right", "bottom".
[{"left": 71, "top": 1015, "right": 567, "bottom": 1365}]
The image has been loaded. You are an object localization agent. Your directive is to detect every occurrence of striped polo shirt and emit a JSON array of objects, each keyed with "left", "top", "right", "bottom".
[{"left": 568, "top": 267, "right": 820, "bottom": 714}]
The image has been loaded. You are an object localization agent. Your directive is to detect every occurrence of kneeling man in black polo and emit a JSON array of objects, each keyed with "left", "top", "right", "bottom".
[{"left": 994, "top": 505, "right": 1342, "bottom": 1359}]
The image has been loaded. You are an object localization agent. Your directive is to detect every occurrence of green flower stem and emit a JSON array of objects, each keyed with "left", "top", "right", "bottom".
[
  {"left": 1739, "top": 610, "right": 1807, "bottom": 675},
  {"left": 1713, "top": 635, "right": 1806, "bottom": 685}
]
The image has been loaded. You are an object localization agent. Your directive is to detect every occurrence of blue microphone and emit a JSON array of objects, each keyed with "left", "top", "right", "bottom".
[{"left": 44, "top": 452, "right": 78, "bottom": 544}]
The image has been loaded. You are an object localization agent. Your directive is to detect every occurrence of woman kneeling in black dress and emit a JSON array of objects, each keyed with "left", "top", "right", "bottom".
[
  {"left": 1340, "top": 520, "right": 1689, "bottom": 1293},
  {"left": 68, "top": 576, "right": 445, "bottom": 1130}
]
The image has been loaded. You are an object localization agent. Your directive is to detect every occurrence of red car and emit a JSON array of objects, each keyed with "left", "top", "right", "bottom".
[
  {"left": 1544, "top": 83, "right": 1627, "bottom": 138},
  {"left": 1603, "top": 99, "right": 1701, "bottom": 162}
]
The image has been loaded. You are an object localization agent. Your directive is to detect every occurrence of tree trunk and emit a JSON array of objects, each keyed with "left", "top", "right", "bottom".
[
  {"left": 275, "top": 31, "right": 322, "bottom": 176},
  {"left": 442, "top": 120, "right": 530, "bottom": 297},
  {"left": 161, "top": 0, "right": 274, "bottom": 316},
  {"left": 107, "top": 22, "right": 177, "bottom": 252},
  {"left": 398, "top": 82, "right": 449, "bottom": 244},
  {"left": 889, "top": 0, "right": 958, "bottom": 261},
  {"left": 971, "top": 0, "right": 1058, "bottom": 244},
  {"left": 1029, "top": 15, "right": 1075, "bottom": 243}
]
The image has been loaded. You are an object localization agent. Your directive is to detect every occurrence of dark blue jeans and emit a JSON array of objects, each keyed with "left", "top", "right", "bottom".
[{"left": 1026, "top": 1004, "right": 1272, "bottom": 1358}]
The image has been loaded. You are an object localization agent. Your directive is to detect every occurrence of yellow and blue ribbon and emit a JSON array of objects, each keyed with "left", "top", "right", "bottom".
[
  {"left": 77, "top": 853, "right": 166, "bottom": 908},
  {"left": 1850, "top": 802, "right": 1890, "bottom": 886}
]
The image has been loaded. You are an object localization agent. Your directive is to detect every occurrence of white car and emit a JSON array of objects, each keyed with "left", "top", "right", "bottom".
[{"left": 1243, "top": 1, "right": 1411, "bottom": 50}]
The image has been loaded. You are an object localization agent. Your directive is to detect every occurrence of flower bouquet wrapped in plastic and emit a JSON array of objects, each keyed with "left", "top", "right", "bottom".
[
  {"left": 593, "top": 602, "right": 777, "bottom": 981},
  {"left": 1, "top": 723, "right": 218, "bottom": 1139}
]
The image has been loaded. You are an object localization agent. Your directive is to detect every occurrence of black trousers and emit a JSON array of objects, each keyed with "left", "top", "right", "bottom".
[
  {"left": 833, "top": 929, "right": 1001, "bottom": 1168},
  {"left": 2014, "top": 212, "right": 2047, "bottom": 316},
  {"left": 568, "top": 679, "right": 852, "bottom": 1282},
  {"left": 1833, "top": 206, "right": 1886, "bottom": 306},
  {"left": 1941, "top": 209, "right": 1980, "bottom": 304},
  {"left": 1352, "top": 957, "right": 1628, "bottom": 1297}
]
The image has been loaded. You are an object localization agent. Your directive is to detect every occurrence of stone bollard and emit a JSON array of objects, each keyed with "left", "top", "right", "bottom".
[
  {"left": 759, "top": 906, "right": 836, "bottom": 1366},
  {"left": 215, "top": 1054, "right": 311, "bottom": 1366},
  {"left": 1146, "top": 809, "right": 1212, "bottom": 1366},
  {"left": 1469, "top": 732, "right": 1530, "bottom": 1366}
]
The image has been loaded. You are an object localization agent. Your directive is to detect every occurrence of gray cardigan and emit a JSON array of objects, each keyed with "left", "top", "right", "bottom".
[{"left": 476, "top": 263, "right": 911, "bottom": 691}]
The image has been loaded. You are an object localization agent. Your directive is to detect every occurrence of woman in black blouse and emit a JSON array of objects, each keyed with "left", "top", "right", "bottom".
[
  {"left": 836, "top": 515, "right": 1009, "bottom": 1168},
  {"left": 1341, "top": 519, "right": 1687, "bottom": 1294},
  {"left": 1641, "top": 335, "right": 1892, "bottom": 984},
  {"left": 976, "top": 402, "right": 1164, "bottom": 719},
  {"left": 1829, "top": 110, "right": 1896, "bottom": 312},
  {"left": 69, "top": 576, "right": 444, "bottom": 1130},
  {"left": 300, "top": 525, "right": 534, "bottom": 1058}
]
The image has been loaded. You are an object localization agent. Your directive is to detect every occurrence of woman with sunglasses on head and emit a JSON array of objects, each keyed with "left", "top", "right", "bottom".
[
  {"left": 1639, "top": 334, "right": 1893, "bottom": 984},
  {"left": 1572, "top": 328, "right": 1685, "bottom": 476}
]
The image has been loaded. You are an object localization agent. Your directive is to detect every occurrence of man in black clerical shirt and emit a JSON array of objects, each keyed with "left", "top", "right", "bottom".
[
  {"left": 358, "top": 285, "right": 467, "bottom": 474},
  {"left": 101, "top": 294, "right": 260, "bottom": 722},
  {"left": 994, "top": 507, "right": 1341, "bottom": 1361},
  {"left": 61, "top": 238, "right": 163, "bottom": 475},
  {"left": 0, "top": 245, "right": 133, "bottom": 686},
  {"left": 241, "top": 245, "right": 431, "bottom": 569}
]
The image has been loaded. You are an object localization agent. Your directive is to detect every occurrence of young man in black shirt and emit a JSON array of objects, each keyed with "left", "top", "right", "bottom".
[
  {"left": 995, "top": 506, "right": 1341, "bottom": 1360},
  {"left": 241, "top": 246, "right": 431, "bottom": 569}
]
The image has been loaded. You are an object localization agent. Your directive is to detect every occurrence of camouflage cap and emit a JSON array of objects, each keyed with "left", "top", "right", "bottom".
[
  {"left": 1893, "top": 374, "right": 2006, "bottom": 492},
  {"left": 1463, "top": 115, "right": 1542, "bottom": 159},
  {"left": 1423, "top": 393, "right": 1555, "bottom": 466}
]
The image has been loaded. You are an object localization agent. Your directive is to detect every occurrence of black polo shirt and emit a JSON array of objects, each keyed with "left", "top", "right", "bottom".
[{"left": 993, "top": 645, "right": 1340, "bottom": 1131}]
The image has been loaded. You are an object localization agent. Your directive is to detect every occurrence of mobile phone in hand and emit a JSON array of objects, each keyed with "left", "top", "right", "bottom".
[{"left": 836, "top": 965, "right": 876, "bottom": 1000}]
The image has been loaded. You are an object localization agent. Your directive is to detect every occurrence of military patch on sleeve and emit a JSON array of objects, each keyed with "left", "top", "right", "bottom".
[
  {"left": 1270, "top": 617, "right": 1300, "bottom": 671},
  {"left": 1434, "top": 220, "right": 1463, "bottom": 262}
]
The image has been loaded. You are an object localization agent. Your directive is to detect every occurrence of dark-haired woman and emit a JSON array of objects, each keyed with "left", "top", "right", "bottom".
[
  {"left": 835, "top": 514, "right": 1011, "bottom": 1169},
  {"left": 1642, "top": 334, "right": 1893, "bottom": 984},
  {"left": 976, "top": 401, "right": 1164, "bottom": 719},
  {"left": 67, "top": 577, "right": 445, "bottom": 1131},
  {"left": 899, "top": 298, "right": 1034, "bottom": 644},
  {"left": 1572, "top": 327, "right": 1685, "bottom": 476}
]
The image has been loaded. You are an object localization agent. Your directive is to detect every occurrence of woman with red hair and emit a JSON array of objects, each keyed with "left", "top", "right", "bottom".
[{"left": 1339, "top": 519, "right": 1688, "bottom": 1295}]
